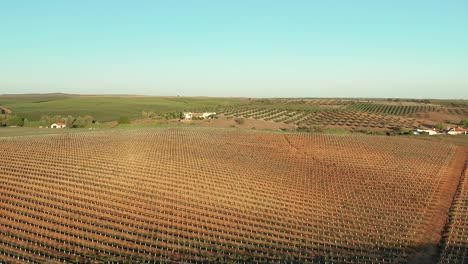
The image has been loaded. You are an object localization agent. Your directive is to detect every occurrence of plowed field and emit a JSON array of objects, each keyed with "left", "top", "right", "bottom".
[{"left": 0, "top": 128, "right": 465, "bottom": 263}]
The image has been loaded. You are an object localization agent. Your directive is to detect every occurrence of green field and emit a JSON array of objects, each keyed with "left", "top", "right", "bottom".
[{"left": 0, "top": 95, "right": 249, "bottom": 121}]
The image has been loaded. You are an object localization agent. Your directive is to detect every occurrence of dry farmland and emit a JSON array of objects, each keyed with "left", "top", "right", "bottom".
[
  {"left": 0, "top": 128, "right": 466, "bottom": 263},
  {"left": 439, "top": 162, "right": 468, "bottom": 263}
]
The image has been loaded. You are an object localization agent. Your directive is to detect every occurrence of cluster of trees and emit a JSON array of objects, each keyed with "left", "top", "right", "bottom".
[
  {"left": 40, "top": 115, "right": 95, "bottom": 128},
  {"left": 142, "top": 111, "right": 184, "bottom": 120},
  {"left": 0, "top": 115, "right": 29, "bottom": 127},
  {"left": 164, "top": 112, "right": 182, "bottom": 120}
]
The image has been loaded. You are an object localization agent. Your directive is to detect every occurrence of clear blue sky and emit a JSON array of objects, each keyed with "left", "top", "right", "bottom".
[{"left": 1, "top": 0, "right": 467, "bottom": 98}]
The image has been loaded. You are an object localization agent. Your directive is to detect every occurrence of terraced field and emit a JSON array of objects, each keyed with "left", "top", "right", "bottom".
[{"left": 0, "top": 128, "right": 465, "bottom": 263}]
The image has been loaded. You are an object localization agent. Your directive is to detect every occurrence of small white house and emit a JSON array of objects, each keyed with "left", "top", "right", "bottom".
[
  {"left": 183, "top": 112, "right": 216, "bottom": 120},
  {"left": 200, "top": 112, "right": 216, "bottom": 119},
  {"left": 446, "top": 127, "right": 467, "bottom": 135},
  {"left": 415, "top": 128, "right": 440, "bottom": 135},
  {"left": 51, "top": 122, "right": 66, "bottom": 128},
  {"left": 183, "top": 112, "right": 193, "bottom": 119}
]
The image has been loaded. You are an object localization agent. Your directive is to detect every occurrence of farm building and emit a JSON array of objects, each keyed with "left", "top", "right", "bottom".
[
  {"left": 0, "top": 106, "right": 12, "bottom": 114},
  {"left": 414, "top": 128, "right": 440, "bottom": 135},
  {"left": 51, "top": 122, "right": 66, "bottom": 128},
  {"left": 183, "top": 112, "right": 216, "bottom": 120},
  {"left": 446, "top": 127, "right": 467, "bottom": 135}
]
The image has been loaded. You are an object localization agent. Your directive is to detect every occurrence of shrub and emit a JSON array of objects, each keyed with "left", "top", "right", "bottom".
[
  {"left": 65, "top": 115, "right": 75, "bottom": 127},
  {"left": 234, "top": 118, "right": 245, "bottom": 125},
  {"left": 460, "top": 119, "right": 468, "bottom": 128},
  {"left": 72, "top": 117, "right": 87, "bottom": 128},
  {"left": 84, "top": 115, "right": 94, "bottom": 124},
  {"left": 6, "top": 115, "right": 24, "bottom": 127},
  {"left": 435, "top": 123, "right": 445, "bottom": 130},
  {"left": 397, "top": 127, "right": 411, "bottom": 135}
]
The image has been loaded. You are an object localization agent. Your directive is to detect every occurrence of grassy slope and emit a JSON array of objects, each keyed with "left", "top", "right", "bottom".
[{"left": 0, "top": 96, "right": 248, "bottom": 121}]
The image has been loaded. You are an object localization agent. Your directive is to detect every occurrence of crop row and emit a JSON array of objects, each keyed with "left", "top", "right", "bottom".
[
  {"left": 346, "top": 103, "right": 438, "bottom": 116},
  {"left": 0, "top": 128, "right": 458, "bottom": 262},
  {"left": 438, "top": 162, "right": 468, "bottom": 264},
  {"left": 219, "top": 107, "right": 419, "bottom": 129}
]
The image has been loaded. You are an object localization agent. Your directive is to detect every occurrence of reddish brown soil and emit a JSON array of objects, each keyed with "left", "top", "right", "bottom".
[
  {"left": 411, "top": 111, "right": 466, "bottom": 126},
  {"left": 201, "top": 115, "right": 296, "bottom": 130},
  {"left": 437, "top": 148, "right": 468, "bottom": 263},
  {"left": 409, "top": 147, "right": 467, "bottom": 263},
  {"left": 168, "top": 115, "right": 296, "bottom": 131},
  {"left": 0, "top": 128, "right": 463, "bottom": 262}
]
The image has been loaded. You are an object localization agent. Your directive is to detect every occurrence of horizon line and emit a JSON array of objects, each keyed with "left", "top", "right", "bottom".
[{"left": 1, "top": 93, "right": 466, "bottom": 101}]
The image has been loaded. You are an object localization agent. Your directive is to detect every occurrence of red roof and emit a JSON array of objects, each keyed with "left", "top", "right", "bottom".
[{"left": 55, "top": 122, "right": 66, "bottom": 125}]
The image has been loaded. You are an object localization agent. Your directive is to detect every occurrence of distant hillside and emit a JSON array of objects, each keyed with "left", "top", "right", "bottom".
[{"left": 0, "top": 95, "right": 249, "bottom": 122}]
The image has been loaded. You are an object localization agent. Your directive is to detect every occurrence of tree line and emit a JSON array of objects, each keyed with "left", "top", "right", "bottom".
[
  {"left": 40, "top": 115, "right": 95, "bottom": 128},
  {"left": 0, "top": 114, "right": 95, "bottom": 128}
]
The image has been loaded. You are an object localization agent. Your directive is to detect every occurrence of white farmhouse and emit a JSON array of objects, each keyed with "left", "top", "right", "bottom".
[
  {"left": 200, "top": 112, "right": 216, "bottom": 119},
  {"left": 183, "top": 112, "right": 216, "bottom": 120},
  {"left": 415, "top": 128, "right": 440, "bottom": 135},
  {"left": 51, "top": 122, "right": 66, "bottom": 128},
  {"left": 446, "top": 127, "right": 467, "bottom": 135},
  {"left": 183, "top": 112, "right": 193, "bottom": 119}
]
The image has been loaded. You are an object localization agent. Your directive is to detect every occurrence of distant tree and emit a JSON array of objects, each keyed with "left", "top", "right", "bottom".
[
  {"left": 23, "top": 118, "right": 30, "bottom": 127},
  {"left": 72, "top": 116, "right": 87, "bottom": 128},
  {"left": 41, "top": 115, "right": 51, "bottom": 125},
  {"left": 0, "top": 114, "right": 8, "bottom": 126},
  {"left": 6, "top": 115, "right": 24, "bottom": 127},
  {"left": 234, "top": 118, "right": 245, "bottom": 125},
  {"left": 65, "top": 115, "right": 75, "bottom": 127},
  {"left": 118, "top": 116, "right": 131, "bottom": 124},
  {"left": 167, "top": 112, "right": 182, "bottom": 119},
  {"left": 296, "top": 126, "right": 310, "bottom": 132},
  {"left": 52, "top": 115, "right": 63, "bottom": 123},
  {"left": 84, "top": 115, "right": 94, "bottom": 124},
  {"left": 397, "top": 127, "right": 410, "bottom": 135},
  {"left": 142, "top": 111, "right": 148, "bottom": 118},
  {"left": 435, "top": 122, "right": 445, "bottom": 130},
  {"left": 460, "top": 119, "right": 468, "bottom": 128}
]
